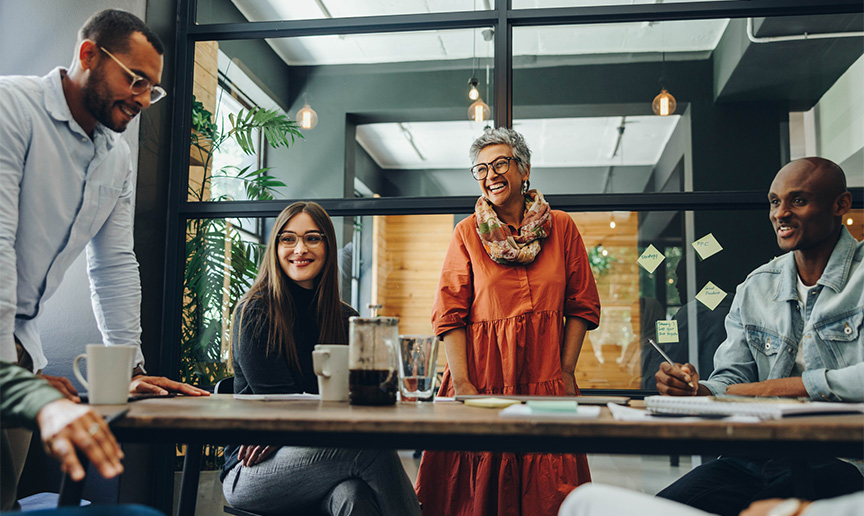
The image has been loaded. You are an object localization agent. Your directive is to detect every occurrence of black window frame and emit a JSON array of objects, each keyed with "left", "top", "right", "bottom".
[{"left": 162, "top": 0, "right": 864, "bottom": 389}]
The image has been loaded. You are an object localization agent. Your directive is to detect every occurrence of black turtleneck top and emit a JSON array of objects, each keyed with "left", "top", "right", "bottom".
[{"left": 221, "top": 282, "right": 357, "bottom": 481}]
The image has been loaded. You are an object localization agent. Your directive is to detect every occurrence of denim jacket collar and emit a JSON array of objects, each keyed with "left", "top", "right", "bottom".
[{"left": 775, "top": 227, "right": 856, "bottom": 303}]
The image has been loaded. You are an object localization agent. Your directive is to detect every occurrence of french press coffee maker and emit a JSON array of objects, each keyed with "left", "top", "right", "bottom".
[{"left": 348, "top": 304, "right": 399, "bottom": 405}]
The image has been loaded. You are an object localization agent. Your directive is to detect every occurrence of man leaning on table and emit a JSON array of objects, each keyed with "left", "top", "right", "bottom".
[
  {"left": 653, "top": 157, "right": 863, "bottom": 516},
  {"left": 0, "top": 7, "right": 207, "bottom": 505}
]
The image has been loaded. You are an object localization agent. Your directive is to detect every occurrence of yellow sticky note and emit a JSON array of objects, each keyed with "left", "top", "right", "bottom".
[
  {"left": 692, "top": 233, "right": 723, "bottom": 260},
  {"left": 696, "top": 281, "right": 727, "bottom": 311},
  {"left": 655, "top": 320, "right": 679, "bottom": 343},
  {"left": 637, "top": 244, "right": 665, "bottom": 274}
]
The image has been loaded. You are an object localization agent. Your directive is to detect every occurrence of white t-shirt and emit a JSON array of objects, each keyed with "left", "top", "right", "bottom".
[{"left": 793, "top": 274, "right": 818, "bottom": 376}]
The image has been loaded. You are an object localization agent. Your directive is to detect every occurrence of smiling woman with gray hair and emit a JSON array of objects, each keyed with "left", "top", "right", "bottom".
[{"left": 414, "top": 127, "right": 601, "bottom": 516}]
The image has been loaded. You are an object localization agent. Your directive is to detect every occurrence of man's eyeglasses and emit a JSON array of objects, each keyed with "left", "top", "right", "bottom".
[
  {"left": 470, "top": 156, "right": 520, "bottom": 181},
  {"left": 277, "top": 232, "right": 326, "bottom": 249},
  {"left": 99, "top": 46, "right": 166, "bottom": 104}
]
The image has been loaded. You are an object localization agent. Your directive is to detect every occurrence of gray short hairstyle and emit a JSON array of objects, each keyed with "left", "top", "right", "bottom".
[{"left": 469, "top": 127, "right": 531, "bottom": 174}]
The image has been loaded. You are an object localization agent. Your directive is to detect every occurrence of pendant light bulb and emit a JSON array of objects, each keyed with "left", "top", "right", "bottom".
[
  {"left": 296, "top": 104, "right": 318, "bottom": 130},
  {"left": 652, "top": 88, "right": 677, "bottom": 116},
  {"left": 468, "top": 98, "right": 491, "bottom": 122},
  {"left": 468, "top": 77, "right": 480, "bottom": 100}
]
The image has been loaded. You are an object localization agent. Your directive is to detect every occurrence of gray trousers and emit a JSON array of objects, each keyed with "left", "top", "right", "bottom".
[{"left": 222, "top": 447, "right": 421, "bottom": 516}]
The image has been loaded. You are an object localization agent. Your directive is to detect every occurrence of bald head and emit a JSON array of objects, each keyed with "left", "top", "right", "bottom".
[
  {"left": 774, "top": 157, "right": 847, "bottom": 201},
  {"left": 768, "top": 157, "right": 852, "bottom": 256}
]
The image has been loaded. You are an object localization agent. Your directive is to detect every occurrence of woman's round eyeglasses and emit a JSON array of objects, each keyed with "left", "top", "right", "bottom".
[
  {"left": 99, "top": 46, "right": 167, "bottom": 104},
  {"left": 470, "top": 156, "right": 520, "bottom": 181},
  {"left": 277, "top": 232, "right": 326, "bottom": 248}
]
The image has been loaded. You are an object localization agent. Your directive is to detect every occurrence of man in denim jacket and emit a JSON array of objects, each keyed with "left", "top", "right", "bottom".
[{"left": 654, "top": 157, "right": 862, "bottom": 516}]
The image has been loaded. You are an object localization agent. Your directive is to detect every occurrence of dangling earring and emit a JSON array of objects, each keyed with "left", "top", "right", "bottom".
[{"left": 521, "top": 179, "right": 530, "bottom": 194}]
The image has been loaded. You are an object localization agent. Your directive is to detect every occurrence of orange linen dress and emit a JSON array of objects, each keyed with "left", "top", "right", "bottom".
[{"left": 415, "top": 210, "right": 601, "bottom": 516}]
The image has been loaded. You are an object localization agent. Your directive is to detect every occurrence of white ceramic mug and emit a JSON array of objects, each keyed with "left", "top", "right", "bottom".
[
  {"left": 312, "top": 345, "right": 349, "bottom": 402},
  {"left": 73, "top": 344, "right": 137, "bottom": 404}
]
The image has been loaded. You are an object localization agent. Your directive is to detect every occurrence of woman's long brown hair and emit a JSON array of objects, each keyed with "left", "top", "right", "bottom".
[{"left": 233, "top": 201, "right": 347, "bottom": 371}]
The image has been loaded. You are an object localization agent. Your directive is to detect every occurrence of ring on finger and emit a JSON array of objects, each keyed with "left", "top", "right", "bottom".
[{"left": 88, "top": 422, "right": 101, "bottom": 436}]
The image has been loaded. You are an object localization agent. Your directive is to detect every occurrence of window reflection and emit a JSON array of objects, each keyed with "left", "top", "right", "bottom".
[{"left": 175, "top": 209, "right": 864, "bottom": 391}]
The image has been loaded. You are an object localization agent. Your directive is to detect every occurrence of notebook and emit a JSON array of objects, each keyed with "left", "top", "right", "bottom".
[{"left": 644, "top": 395, "right": 864, "bottom": 420}]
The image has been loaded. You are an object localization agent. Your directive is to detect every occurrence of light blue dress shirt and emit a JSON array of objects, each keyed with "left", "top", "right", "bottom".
[
  {"left": 701, "top": 227, "right": 863, "bottom": 402},
  {"left": 0, "top": 68, "right": 143, "bottom": 371}
]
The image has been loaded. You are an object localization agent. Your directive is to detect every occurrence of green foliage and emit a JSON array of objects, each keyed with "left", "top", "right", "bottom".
[
  {"left": 191, "top": 97, "right": 217, "bottom": 140},
  {"left": 228, "top": 108, "right": 301, "bottom": 154},
  {"left": 181, "top": 95, "right": 300, "bottom": 387},
  {"left": 588, "top": 245, "right": 616, "bottom": 276}
]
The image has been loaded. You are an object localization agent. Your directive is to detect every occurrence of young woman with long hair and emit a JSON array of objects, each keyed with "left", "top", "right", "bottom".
[{"left": 220, "top": 201, "right": 421, "bottom": 516}]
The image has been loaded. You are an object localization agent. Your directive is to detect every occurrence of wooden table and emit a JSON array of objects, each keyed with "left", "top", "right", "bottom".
[{"left": 93, "top": 395, "right": 864, "bottom": 516}]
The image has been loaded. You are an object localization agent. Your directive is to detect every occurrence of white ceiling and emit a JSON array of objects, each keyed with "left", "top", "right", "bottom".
[
  {"left": 356, "top": 116, "right": 680, "bottom": 170},
  {"left": 227, "top": 0, "right": 711, "bottom": 178},
  {"left": 231, "top": 0, "right": 728, "bottom": 66}
]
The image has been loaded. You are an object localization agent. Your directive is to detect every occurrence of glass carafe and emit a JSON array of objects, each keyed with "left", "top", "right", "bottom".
[{"left": 348, "top": 316, "right": 399, "bottom": 405}]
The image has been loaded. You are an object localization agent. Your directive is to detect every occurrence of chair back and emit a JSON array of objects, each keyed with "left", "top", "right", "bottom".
[{"left": 214, "top": 376, "right": 235, "bottom": 394}]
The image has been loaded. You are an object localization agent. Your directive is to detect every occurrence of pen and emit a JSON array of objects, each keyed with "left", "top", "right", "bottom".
[{"left": 648, "top": 338, "right": 695, "bottom": 389}]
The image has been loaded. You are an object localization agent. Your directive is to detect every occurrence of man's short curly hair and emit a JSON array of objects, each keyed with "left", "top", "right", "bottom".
[
  {"left": 79, "top": 9, "right": 163, "bottom": 55},
  {"left": 469, "top": 127, "right": 531, "bottom": 174}
]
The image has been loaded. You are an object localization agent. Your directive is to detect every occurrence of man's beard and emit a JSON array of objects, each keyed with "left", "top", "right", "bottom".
[{"left": 82, "top": 66, "right": 129, "bottom": 133}]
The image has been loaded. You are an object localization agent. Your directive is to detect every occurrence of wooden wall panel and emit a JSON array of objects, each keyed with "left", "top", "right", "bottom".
[
  {"left": 570, "top": 212, "right": 642, "bottom": 389},
  {"left": 189, "top": 41, "right": 218, "bottom": 198},
  {"left": 373, "top": 214, "right": 453, "bottom": 369}
]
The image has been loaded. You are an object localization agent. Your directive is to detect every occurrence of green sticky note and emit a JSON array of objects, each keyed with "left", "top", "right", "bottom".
[
  {"left": 525, "top": 400, "right": 579, "bottom": 412},
  {"left": 637, "top": 245, "right": 665, "bottom": 274},
  {"left": 655, "top": 320, "right": 679, "bottom": 343},
  {"left": 696, "top": 281, "right": 727, "bottom": 311},
  {"left": 692, "top": 233, "right": 723, "bottom": 260}
]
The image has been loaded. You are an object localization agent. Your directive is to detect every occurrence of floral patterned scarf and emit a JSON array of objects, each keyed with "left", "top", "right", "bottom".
[{"left": 474, "top": 189, "right": 552, "bottom": 265}]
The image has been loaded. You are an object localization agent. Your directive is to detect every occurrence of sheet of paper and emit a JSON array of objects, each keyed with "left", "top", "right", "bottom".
[
  {"left": 696, "top": 281, "right": 727, "bottom": 311},
  {"left": 655, "top": 320, "right": 679, "bottom": 343},
  {"left": 637, "top": 244, "right": 665, "bottom": 274},
  {"left": 692, "top": 233, "right": 723, "bottom": 260}
]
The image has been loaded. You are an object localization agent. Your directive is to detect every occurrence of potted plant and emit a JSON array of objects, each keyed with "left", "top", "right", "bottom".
[{"left": 181, "top": 95, "right": 303, "bottom": 387}]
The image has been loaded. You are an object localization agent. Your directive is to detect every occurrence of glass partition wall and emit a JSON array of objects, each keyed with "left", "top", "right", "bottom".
[{"left": 167, "top": 0, "right": 864, "bottom": 391}]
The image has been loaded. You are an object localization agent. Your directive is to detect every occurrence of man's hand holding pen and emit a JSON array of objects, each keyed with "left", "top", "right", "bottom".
[{"left": 655, "top": 362, "right": 709, "bottom": 396}]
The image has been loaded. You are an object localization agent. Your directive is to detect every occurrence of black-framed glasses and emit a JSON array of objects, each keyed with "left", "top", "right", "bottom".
[
  {"left": 277, "top": 232, "right": 326, "bottom": 249},
  {"left": 470, "top": 156, "right": 520, "bottom": 181},
  {"left": 99, "top": 46, "right": 167, "bottom": 104}
]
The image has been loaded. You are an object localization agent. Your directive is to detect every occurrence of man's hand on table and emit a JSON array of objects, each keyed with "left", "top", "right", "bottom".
[
  {"left": 129, "top": 375, "right": 210, "bottom": 397},
  {"left": 237, "top": 445, "right": 279, "bottom": 467},
  {"left": 725, "top": 377, "right": 808, "bottom": 398},
  {"left": 36, "top": 398, "right": 124, "bottom": 481},
  {"left": 655, "top": 362, "right": 709, "bottom": 396},
  {"left": 38, "top": 374, "right": 81, "bottom": 403}
]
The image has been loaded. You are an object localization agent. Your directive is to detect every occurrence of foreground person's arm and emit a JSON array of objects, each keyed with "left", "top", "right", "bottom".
[{"left": 1, "top": 361, "right": 123, "bottom": 480}]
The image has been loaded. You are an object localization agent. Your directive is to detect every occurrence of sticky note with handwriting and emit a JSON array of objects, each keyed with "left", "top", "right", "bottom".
[
  {"left": 655, "top": 320, "right": 679, "bottom": 343},
  {"left": 692, "top": 233, "right": 723, "bottom": 260},
  {"left": 696, "top": 281, "right": 727, "bottom": 311},
  {"left": 637, "top": 245, "right": 665, "bottom": 273}
]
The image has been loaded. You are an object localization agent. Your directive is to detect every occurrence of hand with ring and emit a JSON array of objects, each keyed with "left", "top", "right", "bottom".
[{"left": 36, "top": 398, "right": 124, "bottom": 481}]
